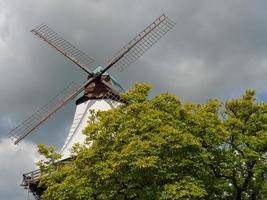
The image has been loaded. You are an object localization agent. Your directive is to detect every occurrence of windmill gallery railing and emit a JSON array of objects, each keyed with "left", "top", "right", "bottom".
[
  {"left": 21, "top": 169, "right": 41, "bottom": 186},
  {"left": 22, "top": 157, "right": 72, "bottom": 199},
  {"left": 22, "top": 169, "right": 42, "bottom": 200}
]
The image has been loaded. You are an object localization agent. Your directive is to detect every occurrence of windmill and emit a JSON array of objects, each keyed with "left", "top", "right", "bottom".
[{"left": 7, "top": 14, "right": 175, "bottom": 159}]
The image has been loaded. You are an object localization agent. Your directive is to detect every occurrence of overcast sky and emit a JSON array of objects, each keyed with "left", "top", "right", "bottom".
[{"left": 1, "top": 0, "right": 267, "bottom": 199}]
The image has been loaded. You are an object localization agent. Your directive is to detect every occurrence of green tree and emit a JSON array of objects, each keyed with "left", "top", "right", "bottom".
[{"left": 37, "top": 84, "right": 267, "bottom": 200}]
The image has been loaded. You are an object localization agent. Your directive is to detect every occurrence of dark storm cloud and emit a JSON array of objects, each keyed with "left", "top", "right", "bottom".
[{"left": 1, "top": 0, "right": 267, "bottom": 199}]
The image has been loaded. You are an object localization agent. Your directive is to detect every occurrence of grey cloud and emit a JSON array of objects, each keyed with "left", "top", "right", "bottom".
[
  {"left": 0, "top": 138, "right": 39, "bottom": 200},
  {"left": 1, "top": 0, "right": 267, "bottom": 199}
]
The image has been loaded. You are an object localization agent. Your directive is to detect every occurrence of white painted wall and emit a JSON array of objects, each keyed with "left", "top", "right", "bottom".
[{"left": 60, "top": 99, "right": 119, "bottom": 159}]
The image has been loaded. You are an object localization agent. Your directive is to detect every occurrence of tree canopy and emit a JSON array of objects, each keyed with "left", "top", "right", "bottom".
[{"left": 37, "top": 83, "right": 267, "bottom": 200}]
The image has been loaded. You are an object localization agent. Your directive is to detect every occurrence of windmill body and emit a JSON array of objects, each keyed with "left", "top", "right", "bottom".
[
  {"left": 60, "top": 67, "right": 123, "bottom": 159},
  {"left": 61, "top": 99, "right": 119, "bottom": 158}
]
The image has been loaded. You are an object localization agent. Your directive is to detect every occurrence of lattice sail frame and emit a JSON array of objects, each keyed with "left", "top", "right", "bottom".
[
  {"left": 8, "top": 82, "right": 82, "bottom": 144},
  {"left": 106, "top": 14, "right": 175, "bottom": 72},
  {"left": 31, "top": 24, "right": 94, "bottom": 74}
]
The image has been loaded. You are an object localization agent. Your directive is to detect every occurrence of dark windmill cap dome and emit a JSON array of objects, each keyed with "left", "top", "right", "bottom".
[
  {"left": 76, "top": 66, "right": 124, "bottom": 105},
  {"left": 93, "top": 66, "right": 124, "bottom": 92}
]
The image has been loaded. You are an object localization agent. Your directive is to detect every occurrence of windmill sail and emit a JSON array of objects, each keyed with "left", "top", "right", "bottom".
[
  {"left": 31, "top": 24, "right": 94, "bottom": 75},
  {"left": 102, "top": 14, "right": 175, "bottom": 73},
  {"left": 7, "top": 82, "right": 83, "bottom": 144},
  {"left": 8, "top": 14, "right": 175, "bottom": 145}
]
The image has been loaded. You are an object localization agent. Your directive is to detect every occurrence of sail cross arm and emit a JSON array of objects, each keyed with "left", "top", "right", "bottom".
[
  {"left": 31, "top": 24, "right": 94, "bottom": 75},
  {"left": 7, "top": 82, "right": 84, "bottom": 144},
  {"left": 101, "top": 14, "right": 175, "bottom": 73}
]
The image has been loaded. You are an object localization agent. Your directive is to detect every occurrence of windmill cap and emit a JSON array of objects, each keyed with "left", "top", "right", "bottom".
[{"left": 93, "top": 66, "right": 124, "bottom": 92}]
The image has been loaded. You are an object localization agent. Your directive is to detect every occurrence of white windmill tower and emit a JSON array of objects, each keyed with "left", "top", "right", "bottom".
[
  {"left": 60, "top": 67, "right": 125, "bottom": 159},
  {"left": 7, "top": 14, "right": 175, "bottom": 160}
]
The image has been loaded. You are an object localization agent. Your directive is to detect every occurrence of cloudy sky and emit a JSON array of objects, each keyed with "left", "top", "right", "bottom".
[{"left": 1, "top": 0, "right": 267, "bottom": 199}]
